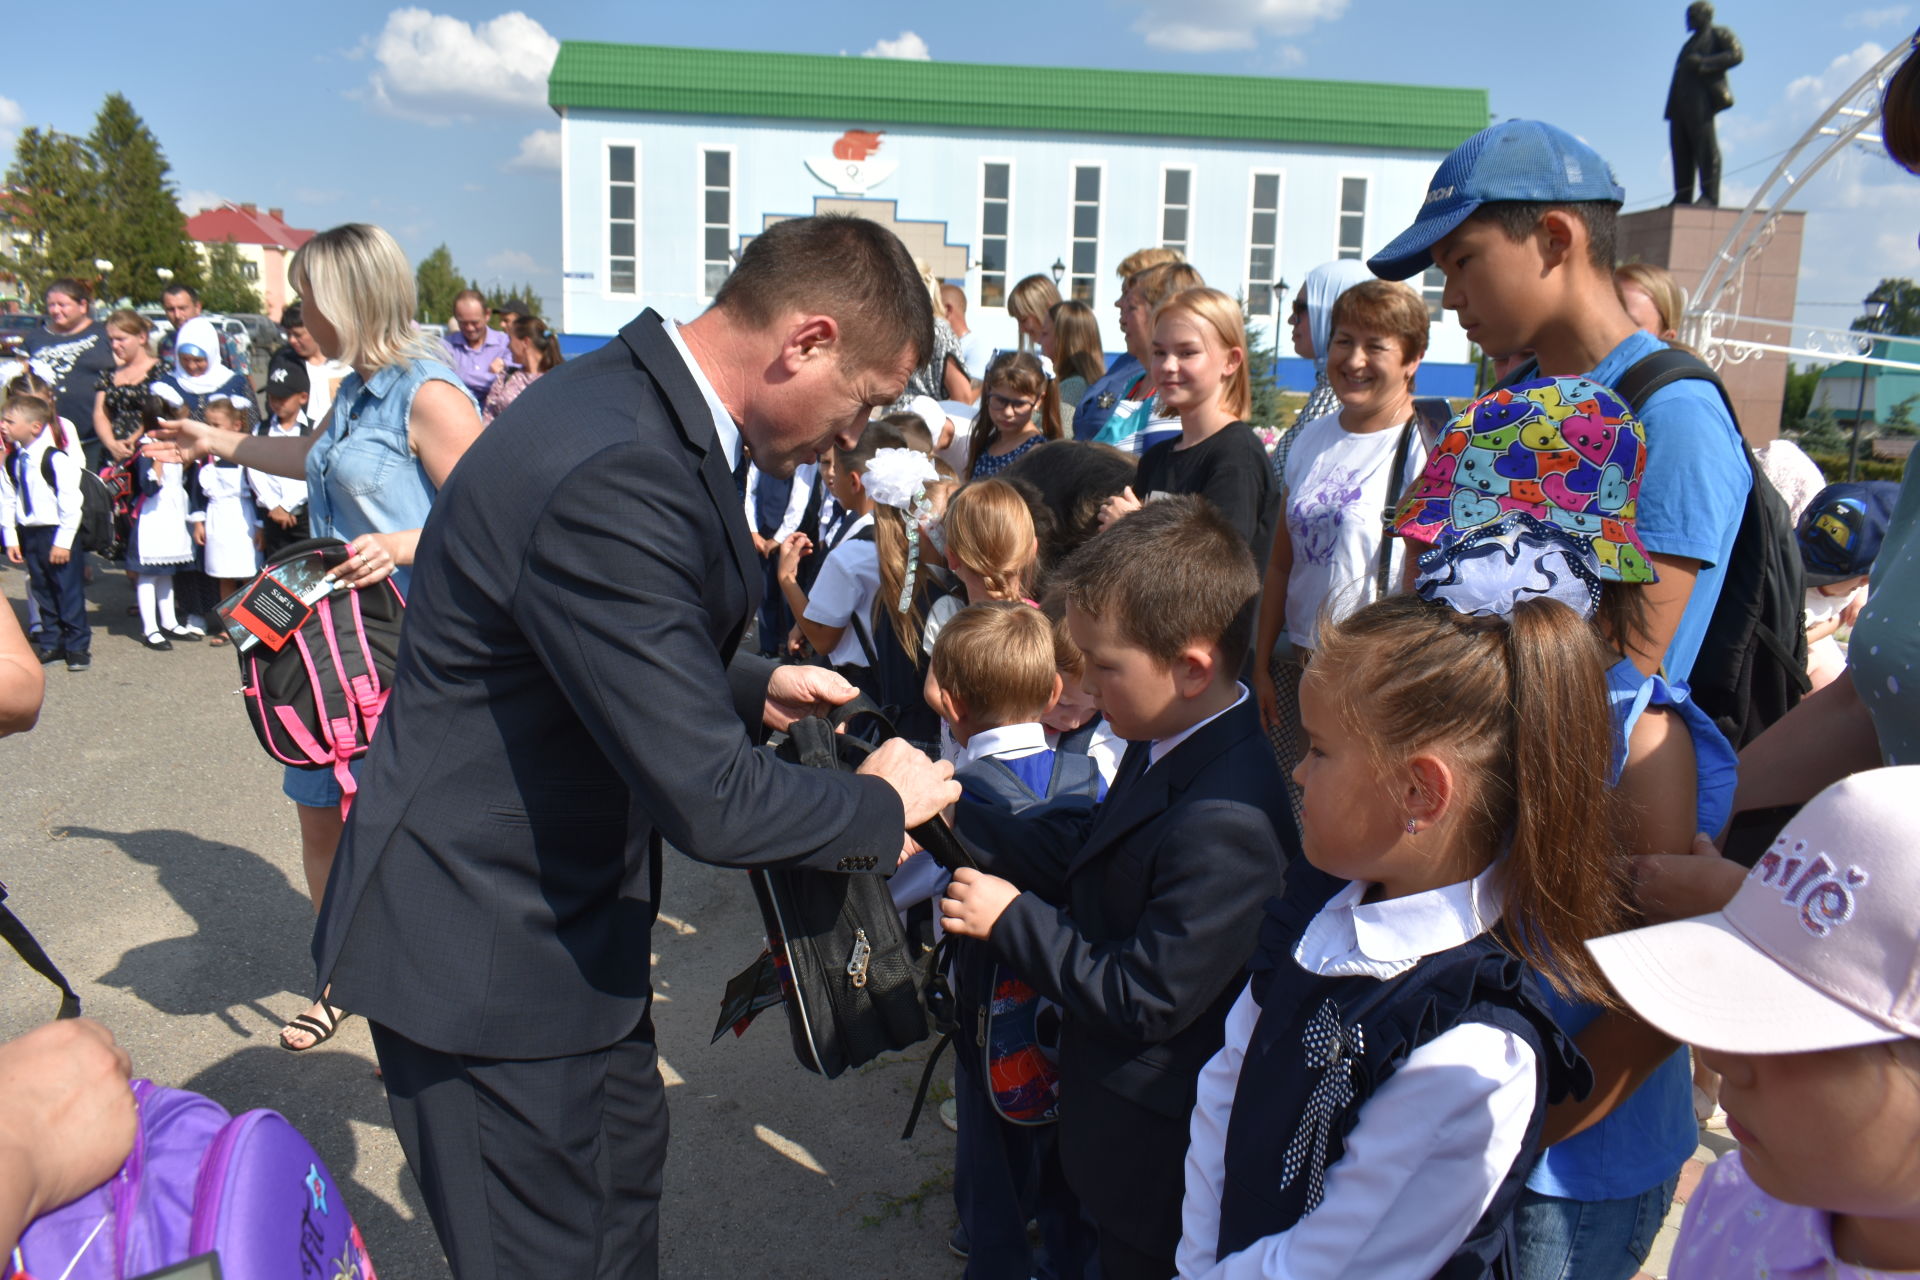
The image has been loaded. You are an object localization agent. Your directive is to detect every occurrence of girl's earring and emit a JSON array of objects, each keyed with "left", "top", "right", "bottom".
[{"left": 1404, "top": 818, "right": 1418, "bottom": 835}]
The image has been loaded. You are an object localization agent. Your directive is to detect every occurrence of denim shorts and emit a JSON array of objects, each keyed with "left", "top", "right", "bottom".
[
  {"left": 1511, "top": 1171, "right": 1681, "bottom": 1280},
  {"left": 281, "top": 758, "right": 362, "bottom": 809}
]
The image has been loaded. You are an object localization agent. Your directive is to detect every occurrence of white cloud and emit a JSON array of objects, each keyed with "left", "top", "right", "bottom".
[
  {"left": 861, "top": 31, "right": 931, "bottom": 60},
  {"left": 180, "top": 190, "right": 227, "bottom": 215},
  {"left": 1129, "top": 0, "right": 1347, "bottom": 52},
  {"left": 0, "top": 97, "right": 22, "bottom": 154},
  {"left": 361, "top": 8, "right": 559, "bottom": 123},
  {"left": 1786, "top": 41, "right": 1888, "bottom": 109},
  {"left": 1845, "top": 4, "right": 1911, "bottom": 27},
  {"left": 506, "top": 128, "right": 561, "bottom": 171},
  {"left": 484, "top": 249, "right": 545, "bottom": 278}
]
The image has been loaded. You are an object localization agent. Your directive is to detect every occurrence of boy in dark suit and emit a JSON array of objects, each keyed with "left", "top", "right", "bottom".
[{"left": 941, "top": 495, "right": 1302, "bottom": 1279}]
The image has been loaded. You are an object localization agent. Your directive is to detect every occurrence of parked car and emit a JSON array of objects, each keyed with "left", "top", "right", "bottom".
[
  {"left": 0, "top": 313, "right": 41, "bottom": 358},
  {"left": 230, "top": 313, "right": 281, "bottom": 352}
]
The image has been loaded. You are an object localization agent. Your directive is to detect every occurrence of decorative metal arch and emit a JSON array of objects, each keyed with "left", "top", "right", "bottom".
[{"left": 1684, "top": 31, "right": 1919, "bottom": 377}]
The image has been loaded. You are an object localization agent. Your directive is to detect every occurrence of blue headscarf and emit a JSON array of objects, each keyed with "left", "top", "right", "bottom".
[{"left": 1300, "top": 259, "right": 1376, "bottom": 379}]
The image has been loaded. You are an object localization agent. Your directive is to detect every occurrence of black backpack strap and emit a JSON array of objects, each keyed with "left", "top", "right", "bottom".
[
  {"left": 0, "top": 882, "right": 80, "bottom": 1019},
  {"left": 899, "top": 1030, "right": 954, "bottom": 1139},
  {"left": 1611, "top": 347, "right": 1736, "bottom": 420},
  {"left": 1375, "top": 418, "right": 1418, "bottom": 597}
]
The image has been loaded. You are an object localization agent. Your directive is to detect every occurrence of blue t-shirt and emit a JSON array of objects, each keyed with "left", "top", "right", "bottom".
[
  {"left": 1072, "top": 353, "right": 1143, "bottom": 442},
  {"left": 1588, "top": 332, "right": 1750, "bottom": 682}
]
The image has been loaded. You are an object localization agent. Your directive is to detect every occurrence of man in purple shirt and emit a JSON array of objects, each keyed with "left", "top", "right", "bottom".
[{"left": 440, "top": 288, "right": 509, "bottom": 404}]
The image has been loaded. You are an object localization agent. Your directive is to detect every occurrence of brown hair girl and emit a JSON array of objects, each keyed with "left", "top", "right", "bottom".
[
  {"left": 944, "top": 478, "right": 1040, "bottom": 605},
  {"left": 967, "top": 351, "right": 1061, "bottom": 478},
  {"left": 1047, "top": 300, "right": 1107, "bottom": 387},
  {"left": 1307, "top": 591, "right": 1629, "bottom": 1003}
]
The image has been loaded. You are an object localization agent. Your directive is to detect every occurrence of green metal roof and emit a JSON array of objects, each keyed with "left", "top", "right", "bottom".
[{"left": 549, "top": 42, "right": 1487, "bottom": 153}]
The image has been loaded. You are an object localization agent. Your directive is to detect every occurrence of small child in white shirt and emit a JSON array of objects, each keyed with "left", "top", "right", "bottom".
[{"left": 1796, "top": 482, "right": 1894, "bottom": 691}]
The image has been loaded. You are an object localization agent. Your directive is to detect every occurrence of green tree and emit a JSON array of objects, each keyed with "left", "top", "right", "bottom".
[
  {"left": 1859, "top": 279, "right": 1920, "bottom": 337},
  {"left": 1790, "top": 406, "right": 1848, "bottom": 455},
  {"left": 465, "top": 278, "right": 548, "bottom": 324},
  {"left": 86, "top": 94, "right": 200, "bottom": 306},
  {"left": 1, "top": 126, "right": 103, "bottom": 306},
  {"left": 199, "top": 237, "right": 262, "bottom": 314},
  {"left": 1239, "top": 293, "right": 1279, "bottom": 428},
  {"left": 1781, "top": 362, "right": 1823, "bottom": 435},
  {"left": 415, "top": 244, "right": 464, "bottom": 324}
]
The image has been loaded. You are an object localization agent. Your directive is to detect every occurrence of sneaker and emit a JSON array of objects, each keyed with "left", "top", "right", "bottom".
[
  {"left": 182, "top": 616, "right": 207, "bottom": 637},
  {"left": 948, "top": 1225, "right": 969, "bottom": 1261},
  {"left": 165, "top": 625, "right": 201, "bottom": 643},
  {"left": 66, "top": 653, "right": 89, "bottom": 672},
  {"left": 33, "top": 646, "right": 64, "bottom": 665},
  {"left": 939, "top": 1096, "right": 958, "bottom": 1133},
  {"left": 142, "top": 631, "right": 174, "bottom": 651}
]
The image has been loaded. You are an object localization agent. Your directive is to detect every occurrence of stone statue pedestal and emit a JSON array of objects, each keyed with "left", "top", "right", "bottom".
[{"left": 1618, "top": 204, "right": 1805, "bottom": 443}]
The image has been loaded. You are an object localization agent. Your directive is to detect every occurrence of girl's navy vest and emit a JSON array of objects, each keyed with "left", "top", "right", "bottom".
[{"left": 1213, "top": 881, "right": 1590, "bottom": 1278}]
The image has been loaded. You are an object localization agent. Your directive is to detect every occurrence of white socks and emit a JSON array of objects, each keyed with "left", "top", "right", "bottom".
[{"left": 137, "top": 574, "right": 177, "bottom": 636}]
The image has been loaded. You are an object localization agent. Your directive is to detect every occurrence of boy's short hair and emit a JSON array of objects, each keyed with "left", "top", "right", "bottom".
[
  {"left": 1466, "top": 201, "right": 1618, "bottom": 273},
  {"left": 1061, "top": 495, "right": 1258, "bottom": 665},
  {"left": 836, "top": 418, "right": 911, "bottom": 475},
  {"left": 1038, "top": 592, "right": 1084, "bottom": 679},
  {"left": 878, "top": 411, "right": 934, "bottom": 454},
  {"left": 931, "top": 602, "right": 1058, "bottom": 725},
  {"left": 1, "top": 394, "right": 51, "bottom": 427}
]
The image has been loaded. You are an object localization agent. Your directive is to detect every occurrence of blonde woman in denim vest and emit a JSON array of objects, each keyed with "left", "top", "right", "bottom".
[{"left": 151, "top": 222, "right": 485, "bottom": 1052}]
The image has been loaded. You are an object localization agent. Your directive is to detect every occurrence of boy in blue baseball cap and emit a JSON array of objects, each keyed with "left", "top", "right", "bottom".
[{"left": 1372, "top": 118, "right": 1753, "bottom": 1280}]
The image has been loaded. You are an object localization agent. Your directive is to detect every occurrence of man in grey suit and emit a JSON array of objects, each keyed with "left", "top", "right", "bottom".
[
  {"left": 311, "top": 215, "right": 960, "bottom": 1278},
  {"left": 1666, "top": 0, "right": 1745, "bottom": 206}
]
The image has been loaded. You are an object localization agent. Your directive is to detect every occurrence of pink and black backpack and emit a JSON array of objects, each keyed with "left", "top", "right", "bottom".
[
  {"left": 233, "top": 538, "right": 404, "bottom": 814},
  {"left": 6, "top": 1080, "right": 378, "bottom": 1280}
]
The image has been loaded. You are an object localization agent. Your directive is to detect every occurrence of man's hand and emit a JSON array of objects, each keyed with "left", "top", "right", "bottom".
[
  {"left": 1631, "top": 833, "right": 1746, "bottom": 926},
  {"left": 940, "top": 867, "right": 1020, "bottom": 939},
  {"left": 48, "top": 546, "right": 70, "bottom": 566},
  {"left": 0, "top": 1019, "right": 135, "bottom": 1227},
  {"left": 857, "top": 738, "right": 961, "bottom": 827},
  {"left": 1097, "top": 486, "right": 1142, "bottom": 530},
  {"left": 764, "top": 663, "right": 859, "bottom": 731},
  {"left": 142, "top": 417, "right": 215, "bottom": 465}
]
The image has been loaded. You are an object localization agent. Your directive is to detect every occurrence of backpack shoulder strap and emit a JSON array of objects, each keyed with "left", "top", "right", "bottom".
[
  {"left": 1375, "top": 419, "right": 1418, "bottom": 597},
  {"left": 1612, "top": 347, "right": 1737, "bottom": 422},
  {"left": 0, "top": 883, "right": 80, "bottom": 1019}
]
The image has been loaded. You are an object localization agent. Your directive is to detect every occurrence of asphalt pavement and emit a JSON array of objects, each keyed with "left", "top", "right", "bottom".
[{"left": 0, "top": 566, "right": 965, "bottom": 1278}]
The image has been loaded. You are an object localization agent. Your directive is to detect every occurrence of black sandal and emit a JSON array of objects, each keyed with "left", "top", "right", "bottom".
[{"left": 278, "top": 1004, "right": 347, "bottom": 1052}]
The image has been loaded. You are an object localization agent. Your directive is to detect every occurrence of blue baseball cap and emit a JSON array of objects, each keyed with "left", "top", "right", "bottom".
[
  {"left": 1369, "top": 120, "right": 1626, "bottom": 281},
  {"left": 1798, "top": 481, "right": 1899, "bottom": 586}
]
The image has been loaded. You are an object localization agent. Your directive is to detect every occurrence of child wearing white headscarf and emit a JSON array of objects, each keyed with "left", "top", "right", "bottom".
[{"left": 170, "top": 317, "right": 254, "bottom": 419}]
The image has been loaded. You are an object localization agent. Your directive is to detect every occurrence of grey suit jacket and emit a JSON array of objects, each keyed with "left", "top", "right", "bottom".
[{"left": 313, "top": 310, "right": 903, "bottom": 1059}]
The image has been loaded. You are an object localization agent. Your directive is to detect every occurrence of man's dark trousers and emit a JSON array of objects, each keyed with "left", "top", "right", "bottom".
[
  {"left": 372, "top": 1014, "right": 667, "bottom": 1280},
  {"left": 1670, "top": 115, "right": 1721, "bottom": 205}
]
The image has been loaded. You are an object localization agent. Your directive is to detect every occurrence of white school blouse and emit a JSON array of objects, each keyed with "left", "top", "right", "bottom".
[{"left": 1176, "top": 867, "right": 1536, "bottom": 1280}]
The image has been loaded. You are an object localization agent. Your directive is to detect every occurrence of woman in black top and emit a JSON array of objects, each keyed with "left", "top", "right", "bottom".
[{"left": 1097, "top": 287, "right": 1278, "bottom": 573}]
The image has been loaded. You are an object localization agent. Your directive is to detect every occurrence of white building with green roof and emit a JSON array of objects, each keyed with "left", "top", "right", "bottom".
[{"left": 548, "top": 41, "right": 1488, "bottom": 395}]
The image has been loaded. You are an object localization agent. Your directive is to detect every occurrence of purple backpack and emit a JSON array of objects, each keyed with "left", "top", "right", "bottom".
[{"left": 6, "top": 1080, "right": 377, "bottom": 1280}]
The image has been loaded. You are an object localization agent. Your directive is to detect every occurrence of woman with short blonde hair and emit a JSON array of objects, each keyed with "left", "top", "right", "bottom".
[{"left": 150, "top": 221, "right": 486, "bottom": 1054}]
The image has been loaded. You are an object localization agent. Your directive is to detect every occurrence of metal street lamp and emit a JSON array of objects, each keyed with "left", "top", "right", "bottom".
[
  {"left": 1848, "top": 296, "right": 1892, "bottom": 481},
  {"left": 1049, "top": 258, "right": 1065, "bottom": 286},
  {"left": 1270, "top": 276, "right": 1291, "bottom": 417}
]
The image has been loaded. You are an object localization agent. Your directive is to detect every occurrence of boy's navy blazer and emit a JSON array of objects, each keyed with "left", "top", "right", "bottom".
[
  {"left": 954, "top": 695, "right": 1302, "bottom": 1252},
  {"left": 312, "top": 309, "right": 903, "bottom": 1061}
]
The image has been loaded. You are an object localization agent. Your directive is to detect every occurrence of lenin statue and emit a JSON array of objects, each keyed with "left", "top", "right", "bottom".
[{"left": 1666, "top": 1, "right": 1745, "bottom": 206}]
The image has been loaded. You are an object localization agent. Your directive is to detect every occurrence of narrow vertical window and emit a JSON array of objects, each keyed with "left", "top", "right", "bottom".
[
  {"left": 701, "top": 149, "right": 733, "bottom": 300},
  {"left": 980, "top": 162, "right": 1010, "bottom": 308},
  {"left": 1246, "top": 172, "right": 1281, "bottom": 315},
  {"left": 1421, "top": 265, "right": 1446, "bottom": 321},
  {"left": 1338, "top": 176, "right": 1368, "bottom": 261},
  {"left": 1070, "top": 165, "right": 1102, "bottom": 305},
  {"left": 1161, "top": 168, "right": 1191, "bottom": 256},
  {"left": 608, "top": 145, "right": 637, "bottom": 295}
]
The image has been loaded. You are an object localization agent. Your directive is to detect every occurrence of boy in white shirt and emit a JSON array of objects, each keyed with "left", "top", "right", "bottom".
[
  {"left": 250, "top": 362, "right": 314, "bottom": 559},
  {"left": 2, "top": 395, "right": 89, "bottom": 670},
  {"left": 775, "top": 421, "right": 887, "bottom": 673}
]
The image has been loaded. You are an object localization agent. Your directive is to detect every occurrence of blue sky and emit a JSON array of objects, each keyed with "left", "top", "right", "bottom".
[{"left": 8, "top": 1, "right": 1914, "bottom": 344}]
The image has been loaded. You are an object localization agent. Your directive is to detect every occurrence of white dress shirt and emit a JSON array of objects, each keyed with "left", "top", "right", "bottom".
[
  {"left": 248, "top": 418, "right": 313, "bottom": 513},
  {"left": 664, "top": 319, "right": 741, "bottom": 471},
  {"left": 2, "top": 429, "right": 83, "bottom": 550},
  {"left": 894, "top": 720, "right": 1051, "bottom": 914},
  {"left": 804, "top": 511, "right": 879, "bottom": 667},
  {"left": 1148, "top": 684, "right": 1250, "bottom": 770},
  {"left": 1177, "top": 866, "right": 1536, "bottom": 1280},
  {"left": 743, "top": 461, "right": 814, "bottom": 541}
]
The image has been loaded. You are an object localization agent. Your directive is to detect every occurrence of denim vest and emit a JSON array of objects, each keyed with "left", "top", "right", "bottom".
[
  {"left": 305, "top": 358, "right": 471, "bottom": 597},
  {"left": 1214, "top": 889, "right": 1589, "bottom": 1276}
]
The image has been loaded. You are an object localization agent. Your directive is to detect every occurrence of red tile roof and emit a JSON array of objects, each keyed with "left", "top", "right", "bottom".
[{"left": 185, "top": 203, "right": 313, "bottom": 250}]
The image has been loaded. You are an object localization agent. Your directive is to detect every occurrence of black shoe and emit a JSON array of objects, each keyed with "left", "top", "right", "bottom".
[
  {"left": 948, "top": 1225, "right": 969, "bottom": 1261},
  {"left": 34, "top": 646, "right": 63, "bottom": 665},
  {"left": 66, "top": 653, "right": 89, "bottom": 672},
  {"left": 142, "top": 631, "right": 174, "bottom": 651},
  {"left": 164, "top": 625, "right": 201, "bottom": 643}
]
